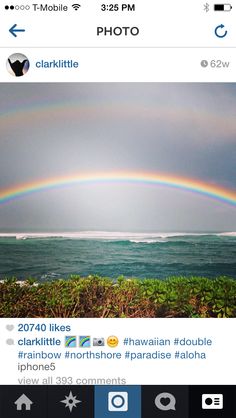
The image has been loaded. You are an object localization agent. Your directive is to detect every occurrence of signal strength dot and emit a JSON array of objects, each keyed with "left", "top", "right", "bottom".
[{"left": 72, "top": 3, "right": 81, "bottom": 10}]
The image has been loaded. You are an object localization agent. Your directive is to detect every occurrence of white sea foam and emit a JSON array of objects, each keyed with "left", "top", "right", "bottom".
[
  {"left": 129, "top": 239, "right": 166, "bottom": 243},
  {"left": 216, "top": 232, "right": 236, "bottom": 237},
  {"left": 0, "top": 231, "right": 235, "bottom": 241}
]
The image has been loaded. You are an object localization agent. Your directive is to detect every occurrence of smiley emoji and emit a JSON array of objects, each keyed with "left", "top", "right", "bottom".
[{"left": 107, "top": 335, "right": 119, "bottom": 348}]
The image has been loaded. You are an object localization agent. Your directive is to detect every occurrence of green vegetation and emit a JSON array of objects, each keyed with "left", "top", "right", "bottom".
[{"left": 0, "top": 275, "right": 235, "bottom": 318}]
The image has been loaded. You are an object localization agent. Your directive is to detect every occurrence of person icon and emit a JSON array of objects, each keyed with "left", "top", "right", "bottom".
[{"left": 6, "top": 53, "right": 30, "bottom": 77}]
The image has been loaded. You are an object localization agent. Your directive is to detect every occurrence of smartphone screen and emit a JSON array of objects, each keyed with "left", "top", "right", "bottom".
[{"left": 0, "top": 1, "right": 235, "bottom": 417}]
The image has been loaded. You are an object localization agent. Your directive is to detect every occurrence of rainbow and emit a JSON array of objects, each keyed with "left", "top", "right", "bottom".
[
  {"left": 79, "top": 336, "right": 90, "bottom": 347},
  {"left": 0, "top": 171, "right": 236, "bottom": 207},
  {"left": 65, "top": 337, "right": 76, "bottom": 347}
]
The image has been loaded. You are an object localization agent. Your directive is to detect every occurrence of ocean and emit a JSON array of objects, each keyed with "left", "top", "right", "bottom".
[{"left": 0, "top": 232, "right": 235, "bottom": 280}]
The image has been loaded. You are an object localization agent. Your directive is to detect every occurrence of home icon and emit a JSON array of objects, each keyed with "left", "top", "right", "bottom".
[{"left": 14, "top": 394, "right": 33, "bottom": 411}]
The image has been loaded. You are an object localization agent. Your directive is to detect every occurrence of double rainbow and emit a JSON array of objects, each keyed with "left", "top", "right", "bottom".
[{"left": 0, "top": 171, "right": 236, "bottom": 207}]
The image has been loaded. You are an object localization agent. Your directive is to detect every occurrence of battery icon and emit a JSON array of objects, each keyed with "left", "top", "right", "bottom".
[{"left": 214, "top": 3, "right": 232, "bottom": 10}]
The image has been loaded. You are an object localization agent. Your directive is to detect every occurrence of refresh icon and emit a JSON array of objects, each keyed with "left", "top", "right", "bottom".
[{"left": 215, "top": 24, "right": 228, "bottom": 38}]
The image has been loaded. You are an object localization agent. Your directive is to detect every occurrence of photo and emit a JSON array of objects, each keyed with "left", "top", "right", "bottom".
[{"left": 0, "top": 83, "right": 235, "bottom": 318}]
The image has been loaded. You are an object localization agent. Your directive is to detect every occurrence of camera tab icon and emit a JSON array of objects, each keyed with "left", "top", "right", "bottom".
[
  {"left": 95, "top": 386, "right": 141, "bottom": 418},
  {"left": 108, "top": 392, "right": 128, "bottom": 412}
]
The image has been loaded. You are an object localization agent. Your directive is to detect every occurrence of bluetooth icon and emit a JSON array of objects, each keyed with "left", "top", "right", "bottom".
[{"left": 203, "top": 2, "right": 210, "bottom": 11}]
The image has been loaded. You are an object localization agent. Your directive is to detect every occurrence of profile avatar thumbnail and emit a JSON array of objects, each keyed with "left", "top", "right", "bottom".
[{"left": 7, "top": 53, "right": 30, "bottom": 77}]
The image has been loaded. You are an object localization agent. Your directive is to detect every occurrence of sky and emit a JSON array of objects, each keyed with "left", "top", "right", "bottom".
[{"left": 0, "top": 83, "right": 235, "bottom": 232}]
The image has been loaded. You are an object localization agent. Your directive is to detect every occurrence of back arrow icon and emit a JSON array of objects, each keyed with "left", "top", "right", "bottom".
[
  {"left": 9, "top": 24, "right": 26, "bottom": 37},
  {"left": 215, "top": 24, "right": 228, "bottom": 38}
]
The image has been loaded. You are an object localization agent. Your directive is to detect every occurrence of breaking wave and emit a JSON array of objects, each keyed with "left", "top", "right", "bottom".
[
  {"left": 0, "top": 231, "right": 236, "bottom": 243},
  {"left": 0, "top": 231, "right": 235, "bottom": 241}
]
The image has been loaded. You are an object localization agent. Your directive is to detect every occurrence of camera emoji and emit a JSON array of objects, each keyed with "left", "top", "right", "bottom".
[
  {"left": 93, "top": 338, "right": 105, "bottom": 347},
  {"left": 108, "top": 392, "right": 128, "bottom": 412}
]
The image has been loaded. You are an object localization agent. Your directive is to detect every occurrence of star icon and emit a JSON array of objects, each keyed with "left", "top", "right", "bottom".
[{"left": 60, "top": 391, "right": 82, "bottom": 413}]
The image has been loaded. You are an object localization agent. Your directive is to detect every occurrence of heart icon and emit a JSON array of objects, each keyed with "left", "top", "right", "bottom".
[
  {"left": 155, "top": 392, "right": 176, "bottom": 411},
  {"left": 6, "top": 324, "right": 14, "bottom": 331},
  {"left": 160, "top": 397, "right": 171, "bottom": 406}
]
